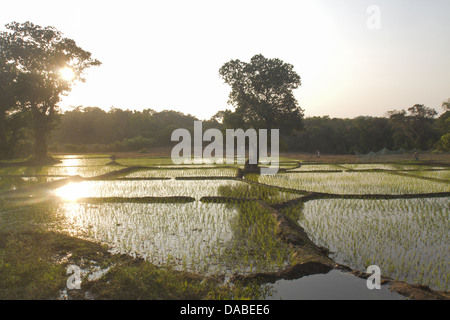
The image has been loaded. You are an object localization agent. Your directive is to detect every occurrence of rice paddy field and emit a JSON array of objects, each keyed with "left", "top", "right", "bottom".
[
  {"left": 0, "top": 154, "right": 449, "bottom": 300},
  {"left": 283, "top": 198, "right": 449, "bottom": 291},
  {"left": 253, "top": 170, "right": 449, "bottom": 194}
]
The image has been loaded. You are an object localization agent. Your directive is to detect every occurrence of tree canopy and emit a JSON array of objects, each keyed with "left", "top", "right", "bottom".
[
  {"left": 387, "top": 104, "right": 439, "bottom": 150},
  {"left": 219, "top": 54, "right": 303, "bottom": 133},
  {"left": 0, "top": 21, "right": 101, "bottom": 162}
]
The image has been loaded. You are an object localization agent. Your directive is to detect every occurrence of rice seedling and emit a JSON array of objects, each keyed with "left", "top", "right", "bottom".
[
  {"left": 339, "top": 163, "right": 445, "bottom": 171},
  {"left": 53, "top": 201, "right": 295, "bottom": 275},
  {"left": 53, "top": 158, "right": 112, "bottom": 167},
  {"left": 53, "top": 154, "right": 111, "bottom": 160},
  {"left": 0, "top": 176, "right": 64, "bottom": 193},
  {"left": 283, "top": 197, "right": 450, "bottom": 291},
  {"left": 111, "top": 157, "right": 177, "bottom": 166},
  {"left": 123, "top": 168, "right": 238, "bottom": 178},
  {"left": 287, "top": 164, "right": 343, "bottom": 172},
  {"left": 4, "top": 153, "right": 448, "bottom": 296},
  {"left": 215, "top": 182, "right": 300, "bottom": 205},
  {"left": 53, "top": 179, "right": 247, "bottom": 200},
  {"left": 256, "top": 171, "right": 450, "bottom": 194},
  {"left": 0, "top": 167, "right": 30, "bottom": 176},
  {"left": 403, "top": 170, "right": 450, "bottom": 181},
  {"left": 11, "top": 166, "right": 119, "bottom": 178}
]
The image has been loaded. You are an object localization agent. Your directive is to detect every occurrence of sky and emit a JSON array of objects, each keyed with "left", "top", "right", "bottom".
[{"left": 1, "top": 0, "right": 449, "bottom": 120}]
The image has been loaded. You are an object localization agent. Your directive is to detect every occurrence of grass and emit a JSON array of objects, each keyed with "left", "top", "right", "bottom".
[
  {"left": 0, "top": 231, "right": 67, "bottom": 299},
  {"left": 0, "top": 229, "right": 268, "bottom": 300}
]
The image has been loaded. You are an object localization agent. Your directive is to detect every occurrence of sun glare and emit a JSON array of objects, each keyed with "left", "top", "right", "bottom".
[
  {"left": 59, "top": 67, "right": 75, "bottom": 81},
  {"left": 54, "top": 182, "right": 87, "bottom": 201}
]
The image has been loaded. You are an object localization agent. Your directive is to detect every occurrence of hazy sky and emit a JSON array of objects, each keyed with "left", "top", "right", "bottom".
[{"left": 1, "top": 0, "right": 449, "bottom": 120}]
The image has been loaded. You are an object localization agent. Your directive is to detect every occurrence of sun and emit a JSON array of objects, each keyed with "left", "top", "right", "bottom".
[
  {"left": 59, "top": 67, "right": 76, "bottom": 81},
  {"left": 54, "top": 181, "right": 88, "bottom": 201}
]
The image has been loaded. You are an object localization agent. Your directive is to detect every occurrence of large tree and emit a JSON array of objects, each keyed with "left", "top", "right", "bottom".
[
  {"left": 0, "top": 39, "right": 20, "bottom": 158},
  {"left": 388, "top": 104, "right": 438, "bottom": 150},
  {"left": 219, "top": 54, "right": 303, "bottom": 132},
  {"left": 219, "top": 54, "right": 303, "bottom": 165},
  {"left": 0, "top": 21, "right": 101, "bottom": 163}
]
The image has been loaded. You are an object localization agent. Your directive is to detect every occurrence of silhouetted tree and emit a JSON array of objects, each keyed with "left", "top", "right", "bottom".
[
  {"left": 219, "top": 54, "right": 303, "bottom": 166},
  {"left": 219, "top": 54, "right": 303, "bottom": 132},
  {"left": 1, "top": 21, "right": 101, "bottom": 163}
]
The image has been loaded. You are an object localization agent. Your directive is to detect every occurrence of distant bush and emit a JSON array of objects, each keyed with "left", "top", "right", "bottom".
[
  {"left": 63, "top": 144, "right": 82, "bottom": 153},
  {"left": 100, "top": 136, "right": 155, "bottom": 152},
  {"left": 437, "top": 133, "right": 450, "bottom": 151}
]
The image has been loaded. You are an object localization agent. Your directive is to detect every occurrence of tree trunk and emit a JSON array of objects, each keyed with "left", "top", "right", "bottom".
[
  {"left": 33, "top": 123, "right": 48, "bottom": 161},
  {"left": 0, "top": 113, "right": 7, "bottom": 158},
  {"left": 0, "top": 113, "right": 19, "bottom": 159},
  {"left": 31, "top": 107, "right": 53, "bottom": 163},
  {"left": 27, "top": 102, "right": 60, "bottom": 164},
  {"left": 245, "top": 130, "right": 260, "bottom": 173}
]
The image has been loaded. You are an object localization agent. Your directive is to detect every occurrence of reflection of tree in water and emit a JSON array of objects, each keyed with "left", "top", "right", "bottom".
[
  {"left": 215, "top": 184, "right": 295, "bottom": 274},
  {"left": 0, "top": 176, "right": 50, "bottom": 192}
]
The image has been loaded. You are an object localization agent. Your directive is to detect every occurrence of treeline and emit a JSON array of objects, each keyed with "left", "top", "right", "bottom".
[
  {"left": 2, "top": 103, "right": 449, "bottom": 158},
  {"left": 287, "top": 103, "right": 449, "bottom": 154},
  {"left": 37, "top": 103, "right": 449, "bottom": 155},
  {"left": 47, "top": 107, "right": 221, "bottom": 153}
]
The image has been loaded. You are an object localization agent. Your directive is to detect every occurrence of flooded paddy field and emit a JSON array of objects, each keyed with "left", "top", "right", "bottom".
[
  {"left": 283, "top": 198, "right": 449, "bottom": 292},
  {"left": 0, "top": 155, "right": 449, "bottom": 300},
  {"left": 253, "top": 171, "right": 450, "bottom": 194}
]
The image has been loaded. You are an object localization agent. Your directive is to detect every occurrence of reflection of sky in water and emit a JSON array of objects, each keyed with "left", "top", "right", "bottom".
[
  {"left": 125, "top": 168, "right": 238, "bottom": 178},
  {"left": 297, "top": 198, "right": 450, "bottom": 292},
  {"left": 54, "top": 181, "right": 88, "bottom": 201},
  {"left": 0, "top": 157, "right": 115, "bottom": 177},
  {"left": 54, "top": 180, "right": 247, "bottom": 200},
  {"left": 59, "top": 158, "right": 81, "bottom": 167},
  {"left": 56, "top": 202, "right": 238, "bottom": 274},
  {"left": 0, "top": 176, "right": 63, "bottom": 192},
  {"left": 266, "top": 270, "right": 405, "bottom": 300}
]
